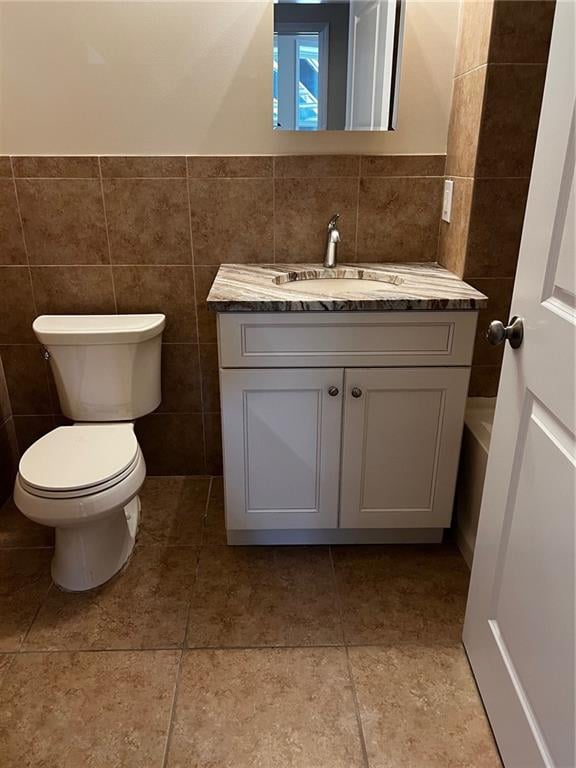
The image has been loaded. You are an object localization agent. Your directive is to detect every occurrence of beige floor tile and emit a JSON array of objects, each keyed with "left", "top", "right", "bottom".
[
  {"left": 0, "top": 497, "right": 54, "bottom": 548},
  {"left": 166, "top": 648, "right": 365, "bottom": 768},
  {"left": 332, "top": 544, "right": 469, "bottom": 645},
  {"left": 349, "top": 645, "right": 502, "bottom": 768},
  {"left": 187, "top": 546, "right": 343, "bottom": 647},
  {"left": 24, "top": 546, "right": 198, "bottom": 650},
  {"left": 138, "top": 476, "right": 210, "bottom": 546},
  {"left": 0, "top": 549, "right": 52, "bottom": 651},
  {"left": 202, "top": 476, "right": 227, "bottom": 545},
  {"left": 0, "top": 650, "right": 180, "bottom": 768}
]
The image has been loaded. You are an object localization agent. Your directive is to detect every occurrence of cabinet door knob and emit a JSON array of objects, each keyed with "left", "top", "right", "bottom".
[
  {"left": 351, "top": 387, "right": 363, "bottom": 398},
  {"left": 328, "top": 386, "right": 339, "bottom": 397}
]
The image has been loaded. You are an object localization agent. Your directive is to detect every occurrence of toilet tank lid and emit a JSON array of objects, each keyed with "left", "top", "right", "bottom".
[{"left": 33, "top": 314, "right": 166, "bottom": 345}]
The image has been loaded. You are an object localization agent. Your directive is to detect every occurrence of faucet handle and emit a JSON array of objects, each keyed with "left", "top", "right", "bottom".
[{"left": 327, "top": 213, "right": 340, "bottom": 229}]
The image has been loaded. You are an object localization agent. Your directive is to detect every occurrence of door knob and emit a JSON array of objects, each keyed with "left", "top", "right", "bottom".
[
  {"left": 486, "top": 316, "right": 524, "bottom": 349},
  {"left": 351, "top": 387, "right": 363, "bottom": 398},
  {"left": 328, "top": 386, "right": 339, "bottom": 397}
]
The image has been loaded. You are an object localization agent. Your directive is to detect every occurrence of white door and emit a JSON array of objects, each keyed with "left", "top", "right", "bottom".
[
  {"left": 339, "top": 367, "right": 469, "bottom": 529},
  {"left": 220, "top": 368, "right": 343, "bottom": 531},
  {"left": 345, "top": 0, "right": 397, "bottom": 130},
  {"left": 463, "top": 4, "right": 575, "bottom": 767}
]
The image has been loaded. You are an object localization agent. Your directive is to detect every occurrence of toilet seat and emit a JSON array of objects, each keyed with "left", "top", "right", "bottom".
[
  {"left": 19, "top": 451, "right": 141, "bottom": 499},
  {"left": 14, "top": 445, "right": 146, "bottom": 529},
  {"left": 18, "top": 424, "right": 139, "bottom": 499}
]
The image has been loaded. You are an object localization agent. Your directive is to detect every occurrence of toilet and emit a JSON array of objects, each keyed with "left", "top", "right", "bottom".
[{"left": 13, "top": 314, "right": 165, "bottom": 592}]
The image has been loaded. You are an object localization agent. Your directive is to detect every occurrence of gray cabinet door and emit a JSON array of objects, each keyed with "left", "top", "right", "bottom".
[
  {"left": 221, "top": 368, "right": 344, "bottom": 531},
  {"left": 340, "top": 367, "right": 469, "bottom": 529}
]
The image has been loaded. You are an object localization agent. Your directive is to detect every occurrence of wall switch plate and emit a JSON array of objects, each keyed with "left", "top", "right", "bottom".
[{"left": 442, "top": 179, "right": 454, "bottom": 223}]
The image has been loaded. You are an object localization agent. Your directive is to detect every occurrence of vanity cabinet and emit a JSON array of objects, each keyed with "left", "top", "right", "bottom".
[{"left": 217, "top": 311, "right": 476, "bottom": 544}]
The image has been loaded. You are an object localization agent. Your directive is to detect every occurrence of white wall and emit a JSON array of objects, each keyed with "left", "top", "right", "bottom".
[{"left": 0, "top": 0, "right": 460, "bottom": 155}]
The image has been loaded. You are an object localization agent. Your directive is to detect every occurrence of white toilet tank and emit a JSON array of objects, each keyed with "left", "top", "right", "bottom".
[{"left": 33, "top": 314, "right": 165, "bottom": 421}]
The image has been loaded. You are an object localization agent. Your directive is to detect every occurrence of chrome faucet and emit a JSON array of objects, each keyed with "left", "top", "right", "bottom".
[{"left": 324, "top": 214, "right": 341, "bottom": 268}]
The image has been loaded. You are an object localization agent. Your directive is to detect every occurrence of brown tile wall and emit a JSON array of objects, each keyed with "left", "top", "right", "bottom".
[
  {"left": 0, "top": 4, "right": 557, "bottom": 488},
  {"left": 0, "top": 153, "right": 444, "bottom": 475},
  {"left": 438, "top": 0, "right": 555, "bottom": 396}
]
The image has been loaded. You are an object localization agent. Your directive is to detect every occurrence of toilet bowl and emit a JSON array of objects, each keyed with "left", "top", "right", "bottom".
[
  {"left": 13, "top": 314, "right": 165, "bottom": 591},
  {"left": 15, "top": 424, "right": 146, "bottom": 591}
]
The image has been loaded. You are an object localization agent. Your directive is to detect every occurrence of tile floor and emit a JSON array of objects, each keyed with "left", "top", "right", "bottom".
[{"left": 0, "top": 476, "right": 502, "bottom": 767}]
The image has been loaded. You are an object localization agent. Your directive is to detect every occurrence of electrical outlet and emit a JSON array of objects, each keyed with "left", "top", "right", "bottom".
[{"left": 442, "top": 179, "right": 454, "bottom": 223}]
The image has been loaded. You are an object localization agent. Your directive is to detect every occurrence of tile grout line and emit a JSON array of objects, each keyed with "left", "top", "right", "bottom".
[
  {"left": 9, "top": 157, "right": 38, "bottom": 320},
  {"left": 0, "top": 257, "right": 441, "bottom": 267},
  {"left": 160, "top": 477, "right": 212, "bottom": 768},
  {"left": 1, "top": 263, "right": 203, "bottom": 268},
  {"left": 328, "top": 546, "right": 370, "bottom": 768},
  {"left": 327, "top": 546, "right": 346, "bottom": 647},
  {"left": 360, "top": 174, "right": 446, "bottom": 180},
  {"left": 447, "top": 175, "right": 530, "bottom": 181},
  {"left": 10, "top": 176, "right": 188, "bottom": 181},
  {"left": 344, "top": 645, "right": 371, "bottom": 768},
  {"left": 159, "top": 648, "right": 184, "bottom": 768},
  {"left": 18, "top": 580, "right": 54, "bottom": 652},
  {"left": 471, "top": 61, "right": 490, "bottom": 183},
  {"left": 198, "top": 476, "right": 214, "bottom": 549},
  {"left": 8, "top": 156, "right": 47, "bottom": 450},
  {"left": 186, "top": 172, "right": 209, "bottom": 474},
  {"left": 354, "top": 174, "right": 361, "bottom": 261},
  {"left": 97, "top": 157, "right": 118, "bottom": 313},
  {"left": 7, "top": 173, "right": 463, "bottom": 182},
  {"left": 9, "top": 639, "right": 469, "bottom": 655},
  {"left": 9, "top": 158, "right": 32, "bottom": 276}
]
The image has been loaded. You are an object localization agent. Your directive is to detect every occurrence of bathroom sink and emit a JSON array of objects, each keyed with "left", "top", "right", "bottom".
[{"left": 273, "top": 267, "right": 404, "bottom": 294}]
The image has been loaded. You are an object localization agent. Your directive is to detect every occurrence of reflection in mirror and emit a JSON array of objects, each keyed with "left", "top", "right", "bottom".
[{"left": 273, "top": 0, "right": 405, "bottom": 132}]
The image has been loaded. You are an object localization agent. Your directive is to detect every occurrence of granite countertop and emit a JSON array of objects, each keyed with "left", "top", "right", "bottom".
[{"left": 207, "top": 263, "right": 488, "bottom": 312}]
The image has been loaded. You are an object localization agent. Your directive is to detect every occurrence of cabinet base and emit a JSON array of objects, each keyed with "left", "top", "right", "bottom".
[{"left": 226, "top": 528, "right": 444, "bottom": 545}]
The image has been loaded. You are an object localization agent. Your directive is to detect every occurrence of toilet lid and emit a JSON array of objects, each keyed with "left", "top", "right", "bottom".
[{"left": 19, "top": 425, "right": 139, "bottom": 493}]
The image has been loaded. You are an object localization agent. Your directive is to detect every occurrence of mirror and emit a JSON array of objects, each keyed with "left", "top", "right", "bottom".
[{"left": 273, "top": 0, "right": 405, "bottom": 132}]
